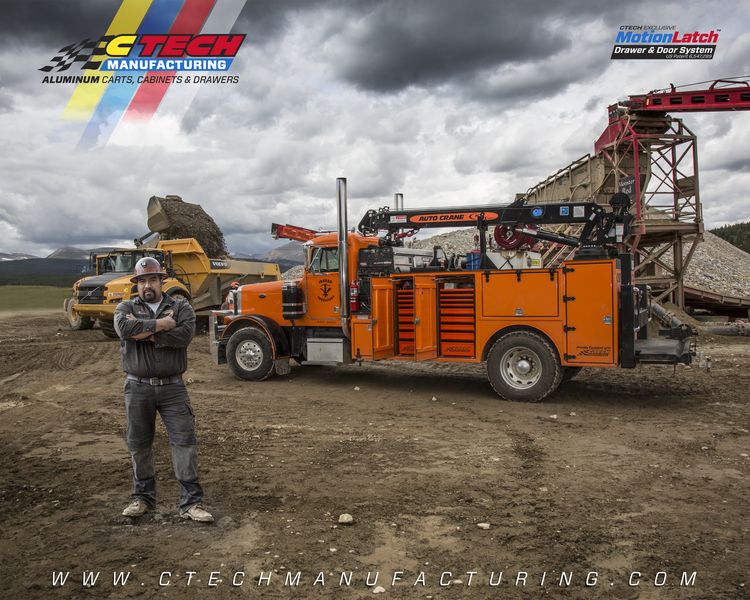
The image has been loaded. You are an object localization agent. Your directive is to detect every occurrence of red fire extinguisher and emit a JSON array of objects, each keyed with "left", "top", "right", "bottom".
[{"left": 349, "top": 279, "right": 360, "bottom": 313}]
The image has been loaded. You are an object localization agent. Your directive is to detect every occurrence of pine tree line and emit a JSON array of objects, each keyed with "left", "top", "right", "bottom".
[{"left": 710, "top": 222, "right": 750, "bottom": 254}]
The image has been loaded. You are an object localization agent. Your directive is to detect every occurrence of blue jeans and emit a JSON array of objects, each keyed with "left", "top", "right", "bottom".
[{"left": 124, "top": 379, "right": 204, "bottom": 512}]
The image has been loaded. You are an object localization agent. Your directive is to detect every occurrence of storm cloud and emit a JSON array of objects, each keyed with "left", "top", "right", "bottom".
[
  {"left": 1, "top": 0, "right": 749, "bottom": 258},
  {"left": 0, "top": 0, "right": 119, "bottom": 44}
]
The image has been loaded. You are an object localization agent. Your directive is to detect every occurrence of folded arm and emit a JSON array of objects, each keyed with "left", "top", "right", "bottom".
[
  {"left": 152, "top": 302, "right": 196, "bottom": 348},
  {"left": 114, "top": 304, "right": 157, "bottom": 340}
]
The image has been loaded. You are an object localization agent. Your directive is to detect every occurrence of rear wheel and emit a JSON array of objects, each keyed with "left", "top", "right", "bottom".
[
  {"left": 486, "top": 330, "right": 562, "bottom": 402},
  {"left": 99, "top": 319, "right": 119, "bottom": 339},
  {"left": 64, "top": 297, "right": 94, "bottom": 330},
  {"left": 226, "top": 328, "right": 275, "bottom": 381},
  {"left": 166, "top": 289, "right": 190, "bottom": 303}
]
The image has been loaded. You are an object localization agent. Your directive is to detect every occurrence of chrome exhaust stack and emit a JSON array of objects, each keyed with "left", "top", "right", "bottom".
[
  {"left": 337, "top": 178, "right": 350, "bottom": 338},
  {"left": 394, "top": 193, "right": 404, "bottom": 211}
]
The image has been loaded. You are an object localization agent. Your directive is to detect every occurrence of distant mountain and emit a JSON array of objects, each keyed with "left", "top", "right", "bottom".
[
  {"left": 230, "top": 241, "right": 305, "bottom": 266},
  {"left": 0, "top": 252, "right": 38, "bottom": 261},
  {"left": 46, "top": 246, "right": 89, "bottom": 260},
  {"left": 710, "top": 221, "right": 750, "bottom": 254},
  {"left": 46, "top": 246, "right": 124, "bottom": 260},
  {"left": 229, "top": 254, "right": 301, "bottom": 274},
  {"left": 263, "top": 241, "right": 305, "bottom": 264}
]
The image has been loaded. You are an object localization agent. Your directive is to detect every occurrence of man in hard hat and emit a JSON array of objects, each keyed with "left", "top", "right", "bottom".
[
  {"left": 220, "top": 280, "right": 240, "bottom": 310},
  {"left": 113, "top": 257, "right": 214, "bottom": 523}
]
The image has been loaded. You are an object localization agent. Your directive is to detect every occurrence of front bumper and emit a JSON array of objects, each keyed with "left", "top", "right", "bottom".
[
  {"left": 72, "top": 302, "right": 117, "bottom": 320},
  {"left": 210, "top": 310, "right": 231, "bottom": 365}
]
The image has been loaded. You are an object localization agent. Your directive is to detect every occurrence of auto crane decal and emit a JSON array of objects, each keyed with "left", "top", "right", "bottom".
[{"left": 408, "top": 212, "right": 499, "bottom": 224}]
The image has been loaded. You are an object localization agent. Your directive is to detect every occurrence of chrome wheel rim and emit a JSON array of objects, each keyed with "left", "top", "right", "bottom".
[
  {"left": 499, "top": 346, "right": 542, "bottom": 390},
  {"left": 236, "top": 340, "right": 263, "bottom": 371}
]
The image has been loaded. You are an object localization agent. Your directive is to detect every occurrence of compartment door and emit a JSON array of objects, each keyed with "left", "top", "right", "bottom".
[
  {"left": 371, "top": 279, "right": 395, "bottom": 360},
  {"left": 564, "top": 261, "right": 617, "bottom": 365},
  {"left": 414, "top": 276, "right": 437, "bottom": 360}
]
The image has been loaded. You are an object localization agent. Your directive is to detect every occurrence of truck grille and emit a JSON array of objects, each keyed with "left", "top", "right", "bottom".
[{"left": 77, "top": 287, "right": 105, "bottom": 304}]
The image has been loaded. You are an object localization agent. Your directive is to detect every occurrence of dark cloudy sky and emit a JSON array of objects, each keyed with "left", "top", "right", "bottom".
[{"left": 0, "top": 0, "right": 749, "bottom": 256}]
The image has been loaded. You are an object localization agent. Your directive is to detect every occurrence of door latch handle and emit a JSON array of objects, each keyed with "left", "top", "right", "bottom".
[{"left": 414, "top": 317, "right": 421, "bottom": 325}]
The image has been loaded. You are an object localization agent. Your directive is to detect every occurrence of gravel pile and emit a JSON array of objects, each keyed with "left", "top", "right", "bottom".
[
  {"left": 665, "top": 231, "right": 750, "bottom": 298},
  {"left": 411, "top": 228, "right": 479, "bottom": 255},
  {"left": 282, "top": 265, "right": 305, "bottom": 280}
]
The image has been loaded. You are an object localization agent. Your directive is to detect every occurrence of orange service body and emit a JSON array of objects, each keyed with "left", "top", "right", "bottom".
[{"left": 221, "top": 232, "right": 620, "bottom": 369}]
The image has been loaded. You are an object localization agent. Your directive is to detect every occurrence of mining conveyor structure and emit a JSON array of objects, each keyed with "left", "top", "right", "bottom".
[{"left": 520, "top": 78, "right": 750, "bottom": 310}]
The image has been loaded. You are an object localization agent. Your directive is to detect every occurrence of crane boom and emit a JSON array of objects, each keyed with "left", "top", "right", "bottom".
[{"left": 358, "top": 194, "right": 633, "bottom": 263}]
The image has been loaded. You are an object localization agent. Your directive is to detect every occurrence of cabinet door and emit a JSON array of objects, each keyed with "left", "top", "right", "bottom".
[
  {"left": 371, "top": 279, "right": 394, "bottom": 359},
  {"left": 414, "top": 276, "right": 437, "bottom": 360},
  {"left": 564, "top": 261, "right": 617, "bottom": 365}
]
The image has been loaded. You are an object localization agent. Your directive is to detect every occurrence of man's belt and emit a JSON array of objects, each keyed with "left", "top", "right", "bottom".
[{"left": 126, "top": 374, "right": 183, "bottom": 386}]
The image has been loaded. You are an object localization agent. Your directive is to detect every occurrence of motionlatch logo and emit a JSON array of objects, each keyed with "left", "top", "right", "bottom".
[{"left": 611, "top": 25, "right": 719, "bottom": 60}]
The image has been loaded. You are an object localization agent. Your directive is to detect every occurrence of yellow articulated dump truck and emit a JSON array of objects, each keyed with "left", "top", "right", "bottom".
[{"left": 65, "top": 195, "right": 281, "bottom": 338}]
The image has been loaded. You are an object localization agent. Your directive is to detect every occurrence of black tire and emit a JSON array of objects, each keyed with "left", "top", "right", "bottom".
[
  {"left": 166, "top": 289, "right": 190, "bottom": 303},
  {"left": 99, "top": 319, "right": 120, "bottom": 339},
  {"left": 64, "top": 297, "right": 94, "bottom": 330},
  {"left": 562, "top": 366, "right": 583, "bottom": 382},
  {"left": 226, "top": 327, "right": 275, "bottom": 381},
  {"left": 486, "top": 330, "right": 562, "bottom": 402}
]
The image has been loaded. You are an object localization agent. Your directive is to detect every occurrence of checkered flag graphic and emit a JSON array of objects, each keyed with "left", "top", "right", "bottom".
[{"left": 38, "top": 36, "right": 113, "bottom": 72}]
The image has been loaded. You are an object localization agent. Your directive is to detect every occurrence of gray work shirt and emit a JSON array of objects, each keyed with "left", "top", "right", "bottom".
[{"left": 114, "top": 294, "right": 195, "bottom": 378}]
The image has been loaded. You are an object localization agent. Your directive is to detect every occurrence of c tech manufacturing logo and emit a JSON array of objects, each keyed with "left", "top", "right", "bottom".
[
  {"left": 39, "top": 34, "right": 244, "bottom": 74},
  {"left": 611, "top": 25, "right": 719, "bottom": 60},
  {"left": 39, "top": 0, "right": 248, "bottom": 149}
]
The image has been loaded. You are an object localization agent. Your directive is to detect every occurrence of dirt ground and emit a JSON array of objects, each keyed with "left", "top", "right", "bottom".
[{"left": 0, "top": 310, "right": 748, "bottom": 600}]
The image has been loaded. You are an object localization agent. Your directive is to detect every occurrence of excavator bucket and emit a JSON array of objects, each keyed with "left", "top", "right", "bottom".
[{"left": 146, "top": 196, "right": 172, "bottom": 233}]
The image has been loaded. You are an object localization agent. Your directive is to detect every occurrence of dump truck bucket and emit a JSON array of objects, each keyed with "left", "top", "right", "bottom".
[{"left": 146, "top": 195, "right": 174, "bottom": 233}]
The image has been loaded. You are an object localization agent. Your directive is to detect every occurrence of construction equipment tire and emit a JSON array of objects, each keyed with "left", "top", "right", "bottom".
[
  {"left": 99, "top": 319, "right": 120, "bottom": 339},
  {"left": 166, "top": 289, "right": 190, "bottom": 303},
  {"left": 562, "top": 366, "right": 583, "bottom": 382},
  {"left": 64, "top": 297, "right": 94, "bottom": 330},
  {"left": 227, "top": 327, "right": 275, "bottom": 381},
  {"left": 487, "top": 330, "right": 562, "bottom": 402}
]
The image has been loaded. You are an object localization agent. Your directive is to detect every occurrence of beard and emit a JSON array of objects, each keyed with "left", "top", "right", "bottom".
[{"left": 141, "top": 288, "right": 157, "bottom": 302}]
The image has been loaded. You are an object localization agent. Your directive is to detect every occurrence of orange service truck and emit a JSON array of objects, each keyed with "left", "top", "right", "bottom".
[{"left": 210, "top": 178, "right": 695, "bottom": 402}]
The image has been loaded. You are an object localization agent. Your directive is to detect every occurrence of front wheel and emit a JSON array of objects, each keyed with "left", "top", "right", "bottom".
[
  {"left": 64, "top": 297, "right": 94, "bottom": 330},
  {"left": 486, "top": 330, "right": 562, "bottom": 402},
  {"left": 226, "top": 328, "right": 275, "bottom": 381},
  {"left": 99, "top": 319, "right": 119, "bottom": 339}
]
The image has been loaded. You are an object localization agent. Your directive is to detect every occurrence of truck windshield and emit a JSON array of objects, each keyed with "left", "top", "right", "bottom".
[
  {"left": 308, "top": 247, "right": 339, "bottom": 273},
  {"left": 97, "top": 252, "right": 164, "bottom": 274}
]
